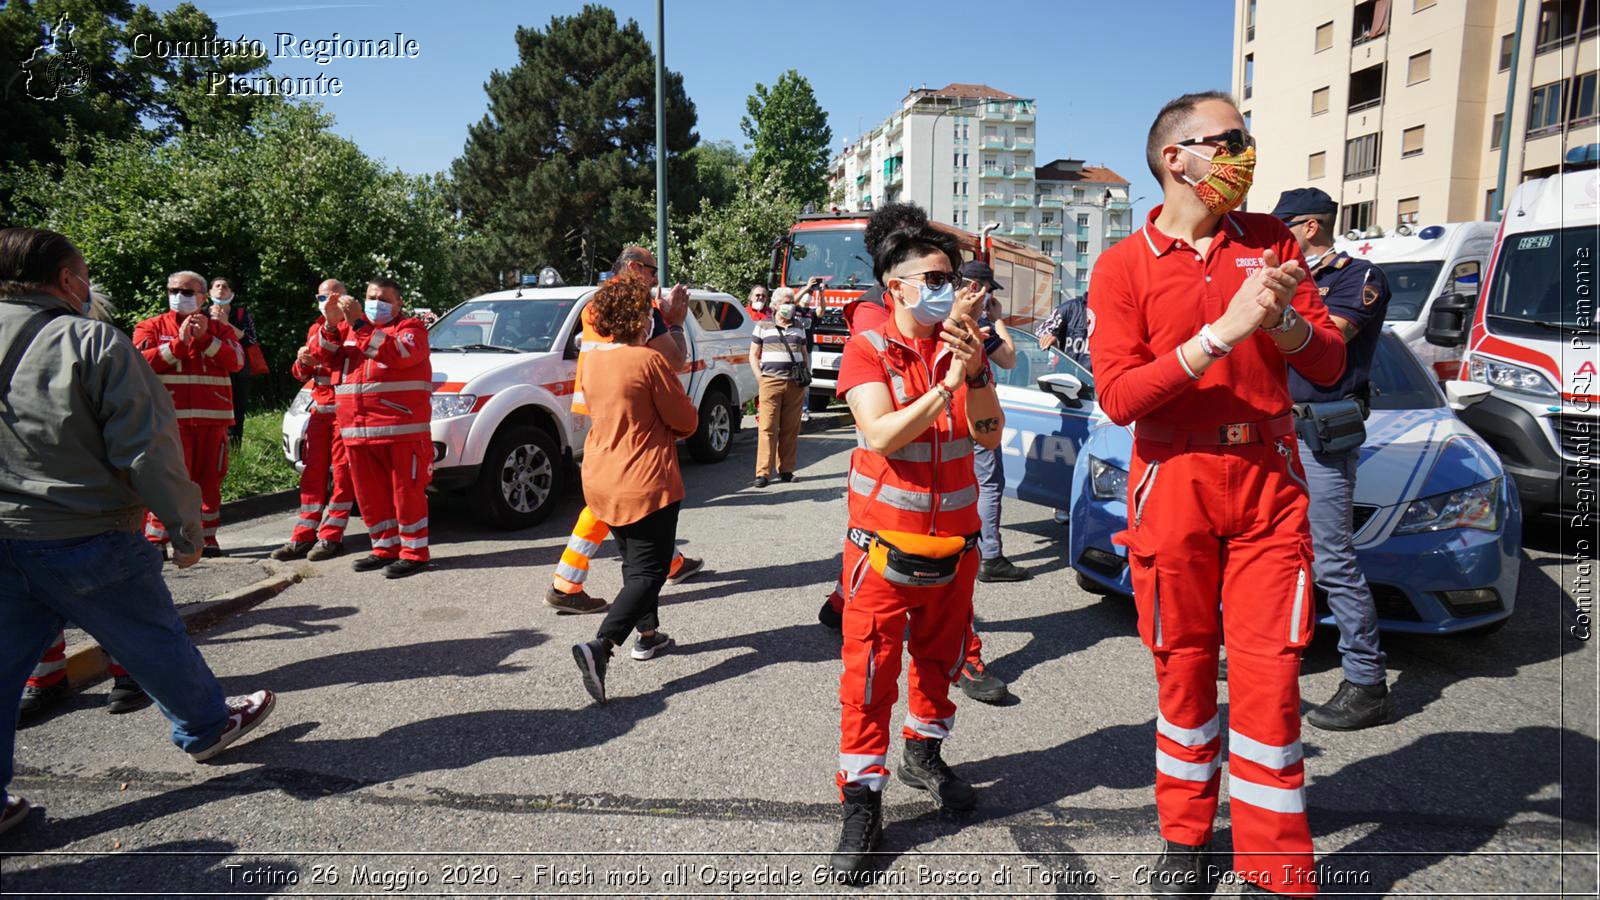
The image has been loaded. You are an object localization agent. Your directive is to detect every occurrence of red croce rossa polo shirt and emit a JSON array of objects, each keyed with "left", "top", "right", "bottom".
[{"left": 1087, "top": 207, "right": 1346, "bottom": 430}]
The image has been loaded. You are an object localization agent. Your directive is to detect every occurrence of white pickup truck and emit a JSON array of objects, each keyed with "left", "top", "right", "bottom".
[{"left": 282, "top": 286, "right": 759, "bottom": 529}]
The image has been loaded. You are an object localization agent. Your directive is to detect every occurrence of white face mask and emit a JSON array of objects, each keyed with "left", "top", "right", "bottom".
[
  {"left": 777, "top": 303, "right": 796, "bottom": 320},
  {"left": 751, "top": 301, "right": 766, "bottom": 311}
]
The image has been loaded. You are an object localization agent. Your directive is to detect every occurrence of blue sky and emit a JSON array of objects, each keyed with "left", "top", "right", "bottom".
[{"left": 155, "top": 1, "right": 1234, "bottom": 218}]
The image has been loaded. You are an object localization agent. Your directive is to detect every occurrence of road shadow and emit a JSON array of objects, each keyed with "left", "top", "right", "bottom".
[
  {"left": 660, "top": 622, "right": 839, "bottom": 694},
  {"left": 668, "top": 555, "right": 838, "bottom": 605},
  {"left": 429, "top": 542, "right": 564, "bottom": 573},
  {"left": 215, "top": 629, "right": 545, "bottom": 695},
  {"left": 196, "top": 603, "right": 359, "bottom": 646},
  {"left": 0, "top": 838, "right": 298, "bottom": 895},
  {"left": 980, "top": 597, "right": 1138, "bottom": 689}
]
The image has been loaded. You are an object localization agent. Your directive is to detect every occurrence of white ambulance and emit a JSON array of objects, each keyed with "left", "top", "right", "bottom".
[
  {"left": 1425, "top": 149, "right": 1600, "bottom": 522},
  {"left": 282, "top": 284, "right": 759, "bottom": 530},
  {"left": 1336, "top": 222, "right": 1497, "bottom": 381}
]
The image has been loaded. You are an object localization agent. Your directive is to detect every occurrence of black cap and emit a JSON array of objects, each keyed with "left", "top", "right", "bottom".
[
  {"left": 959, "top": 259, "right": 1002, "bottom": 291},
  {"left": 1271, "top": 187, "right": 1338, "bottom": 222}
]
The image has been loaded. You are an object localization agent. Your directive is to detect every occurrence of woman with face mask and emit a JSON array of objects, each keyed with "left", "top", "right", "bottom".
[
  {"left": 208, "top": 278, "right": 260, "bottom": 444},
  {"left": 825, "top": 215, "right": 1002, "bottom": 878}
]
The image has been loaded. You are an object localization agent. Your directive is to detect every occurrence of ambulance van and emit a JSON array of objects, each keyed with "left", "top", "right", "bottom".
[{"left": 1426, "top": 148, "right": 1600, "bottom": 523}]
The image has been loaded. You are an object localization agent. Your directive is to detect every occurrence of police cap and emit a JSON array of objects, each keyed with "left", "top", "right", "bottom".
[{"left": 1270, "top": 187, "right": 1338, "bottom": 222}]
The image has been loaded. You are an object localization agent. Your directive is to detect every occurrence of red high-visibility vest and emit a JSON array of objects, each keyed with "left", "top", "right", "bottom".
[
  {"left": 314, "top": 317, "right": 433, "bottom": 444},
  {"left": 133, "top": 310, "right": 244, "bottom": 427}
]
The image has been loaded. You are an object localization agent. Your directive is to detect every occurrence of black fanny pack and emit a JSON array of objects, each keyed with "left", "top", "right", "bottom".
[{"left": 1292, "top": 398, "right": 1367, "bottom": 455}]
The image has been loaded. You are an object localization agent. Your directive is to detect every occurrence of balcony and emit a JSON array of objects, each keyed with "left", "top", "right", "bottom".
[
  {"left": 1009, "top": 196, "right": 1032, "bottom": 208},
  {"left": 1008, "top": 168, "right": 1034, "bottom": 181},
  {"left": 1076, "top": 227, "right": 1091, "bottom": 238},
  {"left": 1013, "top": 103, "right": 1035, "bottom": 122},
  {"left": 980, "top": 195, "right": 1006, "bottom": 207},
  {"left": 885, "top": 168, "right": 903, "bottom": 186},
  {"left": 1012, "top": 137, "right": 1035, "bottom": 152},
  {"left": 979, "top": 167, "right": 1006, "bottom": 179},
  {"left": 1039, "top": 224, "right": 1064, "bottom": 236},
  {"left": 1105, "top": 199, "right": 1131, "bottom": 211},
  {"left": 1106, "top": 228, "right": 1132, "bottom": 241},
  {"left": 1038, "top": 197, "right": 1063, "bottom": 209},
  {"left": 980, "top": 136, "right": 1007, "bottom": 150},
  {"left": 1007, "top": 222, "right": 1035, "bottom": 236}
]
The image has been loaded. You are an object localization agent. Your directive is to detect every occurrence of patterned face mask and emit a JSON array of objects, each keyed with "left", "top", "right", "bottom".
[{"left": 1181, "top": 145, "right": 1256, "bottom": 215}]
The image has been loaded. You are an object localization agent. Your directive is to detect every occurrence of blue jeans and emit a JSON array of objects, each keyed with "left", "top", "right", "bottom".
[
  {"left": 974, "top": 444, "right": 1005, "bottom": 559},
  {"left": 1302, "top": 449, "right": 1386, "bottom": 685},
  {"left": 1, "top": 531, "right": 229, "bottom": 808}
]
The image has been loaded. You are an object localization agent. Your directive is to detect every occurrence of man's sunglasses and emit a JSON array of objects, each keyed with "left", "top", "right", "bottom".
[
  {"left": 1176, "top": 128, "right": 1256, "bottom": 156},
  {"left": 894, "top": 270, "right": 966, "bottom": 291},
  {"left": 168, "top": 289, "right": 199, "bottom": 298}
]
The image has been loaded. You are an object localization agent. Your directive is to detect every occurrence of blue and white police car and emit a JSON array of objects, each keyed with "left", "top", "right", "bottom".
[{"left": 995, "top": 327, "right": 1524, "bottom": 636}]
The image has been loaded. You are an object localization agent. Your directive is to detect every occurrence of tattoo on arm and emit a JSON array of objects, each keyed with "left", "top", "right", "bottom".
[{"left": 974, "top": 417, "right": 1000, "bottom": 434}]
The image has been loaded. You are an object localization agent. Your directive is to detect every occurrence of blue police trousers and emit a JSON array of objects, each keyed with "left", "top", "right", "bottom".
[
  {"left": 1302, "top": 448, "right": 1386, "bottom": 685},
  {"left": 974, "top": 444, "right": 1005, "bottom": 559}
]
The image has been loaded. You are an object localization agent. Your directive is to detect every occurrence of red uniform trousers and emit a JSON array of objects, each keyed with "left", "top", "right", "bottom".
[
  {"left": 1117, "top": 432, "right": 1317, "bottom": 897},
  {"left": 291, "top": 414, "right": 357, "bottom": 544},
  {"left": 828, "top": 544, "right": 986, "bottom": 665},
  {"left": 347, "top": 438, "right": 431, "bottom": 562},
  {"left": 144, "top": 423, "right": 229, "bottom": 548},
  {"left": 836, "top": 539, "right": 978, "bottom": 795}
]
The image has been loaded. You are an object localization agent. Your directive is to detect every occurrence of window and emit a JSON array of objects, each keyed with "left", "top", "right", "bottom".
[
  {"left": 1076, "top": 213, "right": 1090, "bottom": 227},
  {"left": 1528, "top": 80, "right": 1565, "bottom": 135},
  {"left": 1345, "top": 132, "right": 1381, "bottom": 179},
  {"left": 1041, "top": 212, "right": 1055, "bottom": 224},
  {"left": 1243, "top": 109, "right": 1252, "bottom": 130},
  {"left": 1490, "top": 113, "right": 1505, "bottom": 150},
  {"left": 1308, "top": 151, "right": 1326, "bottom": 179},
  {"left": 1244, "top": 54, "right": 1254, "bottom": 99},
  {"left": 1573, "top": 71, "right": 1598, "bottom": 125},
  {"left": 1498, "top": 33, "right": 1515, "bottom": 71},
  {"left": 1342, "top": 201, "right": 1375, "bottom": 233},
  {"left": 1073, "top": 188, "right": 1085, "bottom": 202},
  {"left": 1402, "top": 125, "right": 1425, "bottom": 157},
  {"left": 1311, "top": 86, "right": 1330, "bottom": 115},
  {"left": 1315, "top": 21, "right": 1334, "bottom": 52},
  {"left": 1414, "top": 0, "right": 1435, "bottom": 10},
  {"left": 1076, "top": 240, "right": 1090, "bottom": 255},
  {"left": 953, "top": 179, "right": 961, "bottom": 195},
  {"left": 1397, "top": 196, "right": 1420, "bottom": 226},
  {"left": 1407, "top": 50, "right": 1431, "bottom": 85},
  {"left": 1349, "top": 64, "right": 1385, "bottom": 111},
  {"left": 1536, "top": 0, "right": 1580, "bottom": 51},
  {"left": 1041, "top": 240, "right": 1054, "bottom": 254},
  {"left": 952, "top": 153, "right": 960, "bottom": 168},
  {"left": 1246, "top": 0, "right": 1256, "bottom": 40},
  {"left": 1353, "top": 0, "right": 1390, "bottom": 43}
]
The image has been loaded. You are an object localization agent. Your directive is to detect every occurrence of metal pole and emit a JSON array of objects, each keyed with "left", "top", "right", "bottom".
[
  {"left": 654, "top": 0, "right": 669, "bottom": 284},
  {"left": 1492, "top": 0, "right": 1527, "bottom": 219}
]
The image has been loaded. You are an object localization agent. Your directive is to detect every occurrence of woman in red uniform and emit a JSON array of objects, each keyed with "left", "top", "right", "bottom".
[{"left": 828, "top": 218, "right": 1002, "bottom": 878}]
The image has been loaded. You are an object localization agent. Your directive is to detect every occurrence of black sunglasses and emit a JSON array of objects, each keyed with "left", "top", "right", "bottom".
[
  {"left": 895, "top": 270, "right": 966, "bottom": 291},
  {"left": 1176, "top": 128, "right": 1256, "bottom": 157}
]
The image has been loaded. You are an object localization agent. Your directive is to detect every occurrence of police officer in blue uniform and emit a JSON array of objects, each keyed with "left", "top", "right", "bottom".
[{"left": 1273, "top": 187, "right": 1394, "bottom": 731}]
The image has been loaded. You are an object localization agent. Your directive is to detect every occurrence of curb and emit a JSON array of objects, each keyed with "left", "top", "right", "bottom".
[
  {"left": 220, "top": 488, "right": 299, "bottom": 522},
  {"left": 63, "top": 572, "right": 303, "bottom": 688}
]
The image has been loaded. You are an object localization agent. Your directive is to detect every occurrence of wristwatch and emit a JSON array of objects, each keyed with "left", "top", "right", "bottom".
[
  {"left": 965, "top": 365, "right": 993, "bottom": 389},
  {"left": 1264, "top": 305, "right": 1301, "bottom": 335}
]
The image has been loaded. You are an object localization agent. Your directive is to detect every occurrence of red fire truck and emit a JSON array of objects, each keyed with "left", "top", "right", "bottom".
[{"left": 770, "top": 211, "right": 1058, "bottom": 407}]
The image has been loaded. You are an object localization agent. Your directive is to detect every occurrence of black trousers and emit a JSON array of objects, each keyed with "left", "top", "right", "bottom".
[
  {"left": 596, "top": 502, "right": 681, "bottom": 646},
  {"left": 229, "top": 373, "right": 251, "bottom": 442}
]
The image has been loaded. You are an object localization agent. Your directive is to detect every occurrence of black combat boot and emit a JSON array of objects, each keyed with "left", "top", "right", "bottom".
[
  {"left": 1305, "top": 679, "right": 1392, "bottom": 731},
  {"left": 1145, "top": 839, "right": 1217, "bottom": 897},
  {"left": 898, "top": 737, "right": 976, "bottom": 811},
  {"left": 829, "top": 783, "right": 883, "bottom": 880}
]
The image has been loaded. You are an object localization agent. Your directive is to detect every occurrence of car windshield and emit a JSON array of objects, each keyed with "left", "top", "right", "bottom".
[
  {"left": 430, "top": 298, "right": 579, "bottom": 353},
  {"left": 787, "top": 229, "right": 873, "bottom": 288},
  {"left": 1370, "top": 330, "right": 1443, "bottom": 410},
  {"left": 1376, "top": 260, "right": 1443, "bottom": 322},
  {"left": 1483, "top": 226, "right": 1599, "bottom": 335}
]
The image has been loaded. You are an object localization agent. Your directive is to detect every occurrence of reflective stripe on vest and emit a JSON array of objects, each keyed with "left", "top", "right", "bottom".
[
  {"left": 855, "top": 433, "right": 974, "bottom": 463},
  {"left": 159, "top": 375, "right": 232, "bottom": 387},
  {"left": 848, "top": 470, "right": 976, "bottom": 513},
  {"left": 335, "top": 380, "right": 435, "bottom": 395},
  {"left": 858, "top": 330, "right": 911, "bottom": 405}
]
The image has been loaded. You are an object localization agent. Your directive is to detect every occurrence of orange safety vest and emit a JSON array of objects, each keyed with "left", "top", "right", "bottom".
[{"left": 845, "top": 323, "right": 981, "bottom": 538}]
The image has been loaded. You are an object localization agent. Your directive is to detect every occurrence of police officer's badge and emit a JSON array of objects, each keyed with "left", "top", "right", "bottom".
[{"left": 1362, "top": 283, "right": 1381, "bottom": 306}]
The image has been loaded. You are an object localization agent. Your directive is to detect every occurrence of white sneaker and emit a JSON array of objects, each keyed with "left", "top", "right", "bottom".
[
  {"left": 190, "top": 690, "right": 276, "bottom": 762},
  {"left": 0, "top": 795, "right": 30, "bottom": 836}
]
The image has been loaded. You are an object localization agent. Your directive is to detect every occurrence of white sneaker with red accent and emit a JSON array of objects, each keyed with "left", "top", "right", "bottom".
[
  {"left": 0, "top": 795, "right": 31, "bottom": 836},
  {"left": 189, "top": 690, "right": 276, "bottom": 762}
]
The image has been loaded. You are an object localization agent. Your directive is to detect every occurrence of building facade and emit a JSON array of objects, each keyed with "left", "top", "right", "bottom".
[
  {"left": 1233, "top": 0, "right": 1598, "bottom": 233},
  {"left": 829, "top": 83, "right": 1130, "bottom": 299}
]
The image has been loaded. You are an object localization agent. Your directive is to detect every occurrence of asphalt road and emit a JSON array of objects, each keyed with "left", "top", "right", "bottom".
[{"left": 4, "top": 410, "right": 1596, "bottom": 897}]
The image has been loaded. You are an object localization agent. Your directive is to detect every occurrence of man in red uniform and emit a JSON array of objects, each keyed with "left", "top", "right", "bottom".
[
  {"left": 313, "top": 278, "right": 433, "bottom": 579},
  {"left": 828, "top": 214, "right": 1002, "bottom": 879},
  {"left": 1088, "top": 92, "right": 1344, "bottom": 897},
  {"left": 271, "top": 278, "right": 358, "bottom": 562},
  {"left": 818, "top": 203, "right": 1008, "bottom": 706},
  {"left": 134, "top": 269, "right": 245, "bottom": 557}
]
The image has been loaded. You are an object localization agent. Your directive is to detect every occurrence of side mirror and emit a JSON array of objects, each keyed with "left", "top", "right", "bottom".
[
  {"left": 563, "top": 329, "right": 581, "bottom": 360},
  {"left": 1444, "top": 379, "right": 1492, "bottom": 411},
  {"left": 1425, "top": 291, "right": 1475, "bottom": 348},
  {"left": 1038, "top": 372, "right": 1084, "bottom": 408}
]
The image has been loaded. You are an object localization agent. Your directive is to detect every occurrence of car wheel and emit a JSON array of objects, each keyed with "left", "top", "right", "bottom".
[
  {"left": 474, "top": 424, "right": 561, "bottom": 529},
  {"left": 808, "top": 390, "right": 833, "bottom": 412},
  {"left": 689, "top": 387, "right": 734, "bottom": 463}
]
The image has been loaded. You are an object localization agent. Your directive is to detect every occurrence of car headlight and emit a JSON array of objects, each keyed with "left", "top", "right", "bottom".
[
  {"left": 1088, "top": 456, "right": 1128, "bottom": 502},
  {"left": 1468, "top": 357, "right": 1558, "bottom": 399},
  {"left": 431, "top": 394, "right": 477, "bottom": 419},
  {"left": 1394, "top": 478, "right": 1502, "bottom": 534},
  {"left": 287, "top": 389, "right": 313, "bottom": 415}
]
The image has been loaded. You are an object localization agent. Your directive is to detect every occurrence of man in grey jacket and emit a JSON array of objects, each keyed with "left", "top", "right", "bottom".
[{"left": 0, "top": 228, "right": 277, "bottom": 838}]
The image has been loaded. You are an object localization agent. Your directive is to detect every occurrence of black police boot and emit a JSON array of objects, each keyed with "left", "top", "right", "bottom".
[
  {"left": 106, "top": 676, "right": 151, "bottom": 715},
  {"left": 1306, "top": 679, "right": 1392, "bottom": 731},
  {"left": 1145, "top": 839, "right": 1218, "bottom": 897},
  {"left": 978, "top": 555, "right": 1031, "bottom": 582},
  {"left": 818, "top": 597, "right": 842, "bottom": 631},
  {"left": 18, "top": 682, "right": 70, "bottom": 723},
  {"left": 269, "top": 541, "right": 313, "bottom": 561},
  {"left": 829, "top": 783, "right": 883, "bottom": 880},
  {"left": 898, "top": 737, "right": 975, "bottom": 811}
]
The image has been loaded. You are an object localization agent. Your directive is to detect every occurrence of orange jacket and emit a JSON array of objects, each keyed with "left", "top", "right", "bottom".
[
  {"left": 313, "top": 316, "right": 433, "bottom": 444},
  {"left": 132, "top": 310, "right": 244, "bottom": 427},
  {"left": 842, "top": 318, "right": 981, "bottom": 538}
]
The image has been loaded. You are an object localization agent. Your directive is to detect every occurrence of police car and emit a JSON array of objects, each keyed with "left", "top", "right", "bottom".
[
  {"left": 1057, "top": 330, "right": 1522, "bottom": 635},
  {"left": 282, "top": 285, "right": 758, "bottom": 529}
]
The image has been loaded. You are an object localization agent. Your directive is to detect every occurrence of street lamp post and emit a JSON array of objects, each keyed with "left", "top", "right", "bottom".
[{"left": 654, "top": 0, "right": 669, "bottom": 284}]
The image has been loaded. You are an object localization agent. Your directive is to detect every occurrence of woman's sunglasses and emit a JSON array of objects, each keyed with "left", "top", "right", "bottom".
[
  {"left": 894, "top": 270, "right": 966, "bottom": 291},
  {"left": 1175, "top": 128, "right": 1256, "bottom": 157}
]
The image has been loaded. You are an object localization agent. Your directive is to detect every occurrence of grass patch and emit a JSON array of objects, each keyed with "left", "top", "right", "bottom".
[{"left": 222, "top": 408, "right": 299, "bottom": 502}]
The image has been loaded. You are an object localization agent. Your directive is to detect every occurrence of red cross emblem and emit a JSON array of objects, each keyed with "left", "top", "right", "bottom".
[{"left": 1357, "top": 242, "right": 1373, "bottom": 254}]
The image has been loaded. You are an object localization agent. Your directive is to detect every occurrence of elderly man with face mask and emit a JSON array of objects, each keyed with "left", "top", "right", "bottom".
[
  {"left": 313, "top": 278, "right": 433, "bottom": 579},
  {"left": 748, "top": 287, "right": 809, "bottom": 487},
  {"left": 133, "top": 270, "right": 246, "bottom": 558}
]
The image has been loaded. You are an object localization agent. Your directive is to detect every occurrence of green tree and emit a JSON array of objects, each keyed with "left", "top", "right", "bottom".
[
  {"left": 686, "top": 139, "right": 747, "bottom": 213},
  {"left": 3, "top": 103, "right": 464, "bottom": 401},
  {"left": 452, "top": 4, "right": 699, "bottom": 288},
  {"left": 682, "top": 170, "right": 800, "bottom": 295},
  {"left": 741, "top": 70, "right": 832, "bottom": 207}
]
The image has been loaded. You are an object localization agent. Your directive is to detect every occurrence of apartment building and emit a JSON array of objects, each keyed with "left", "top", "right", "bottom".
[
  {"left": 829, "top": 83, "right": 1130, "bottom": 297},
  {"left": 1233, "top": 0, "right": 1598, "bottom": 233}
]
